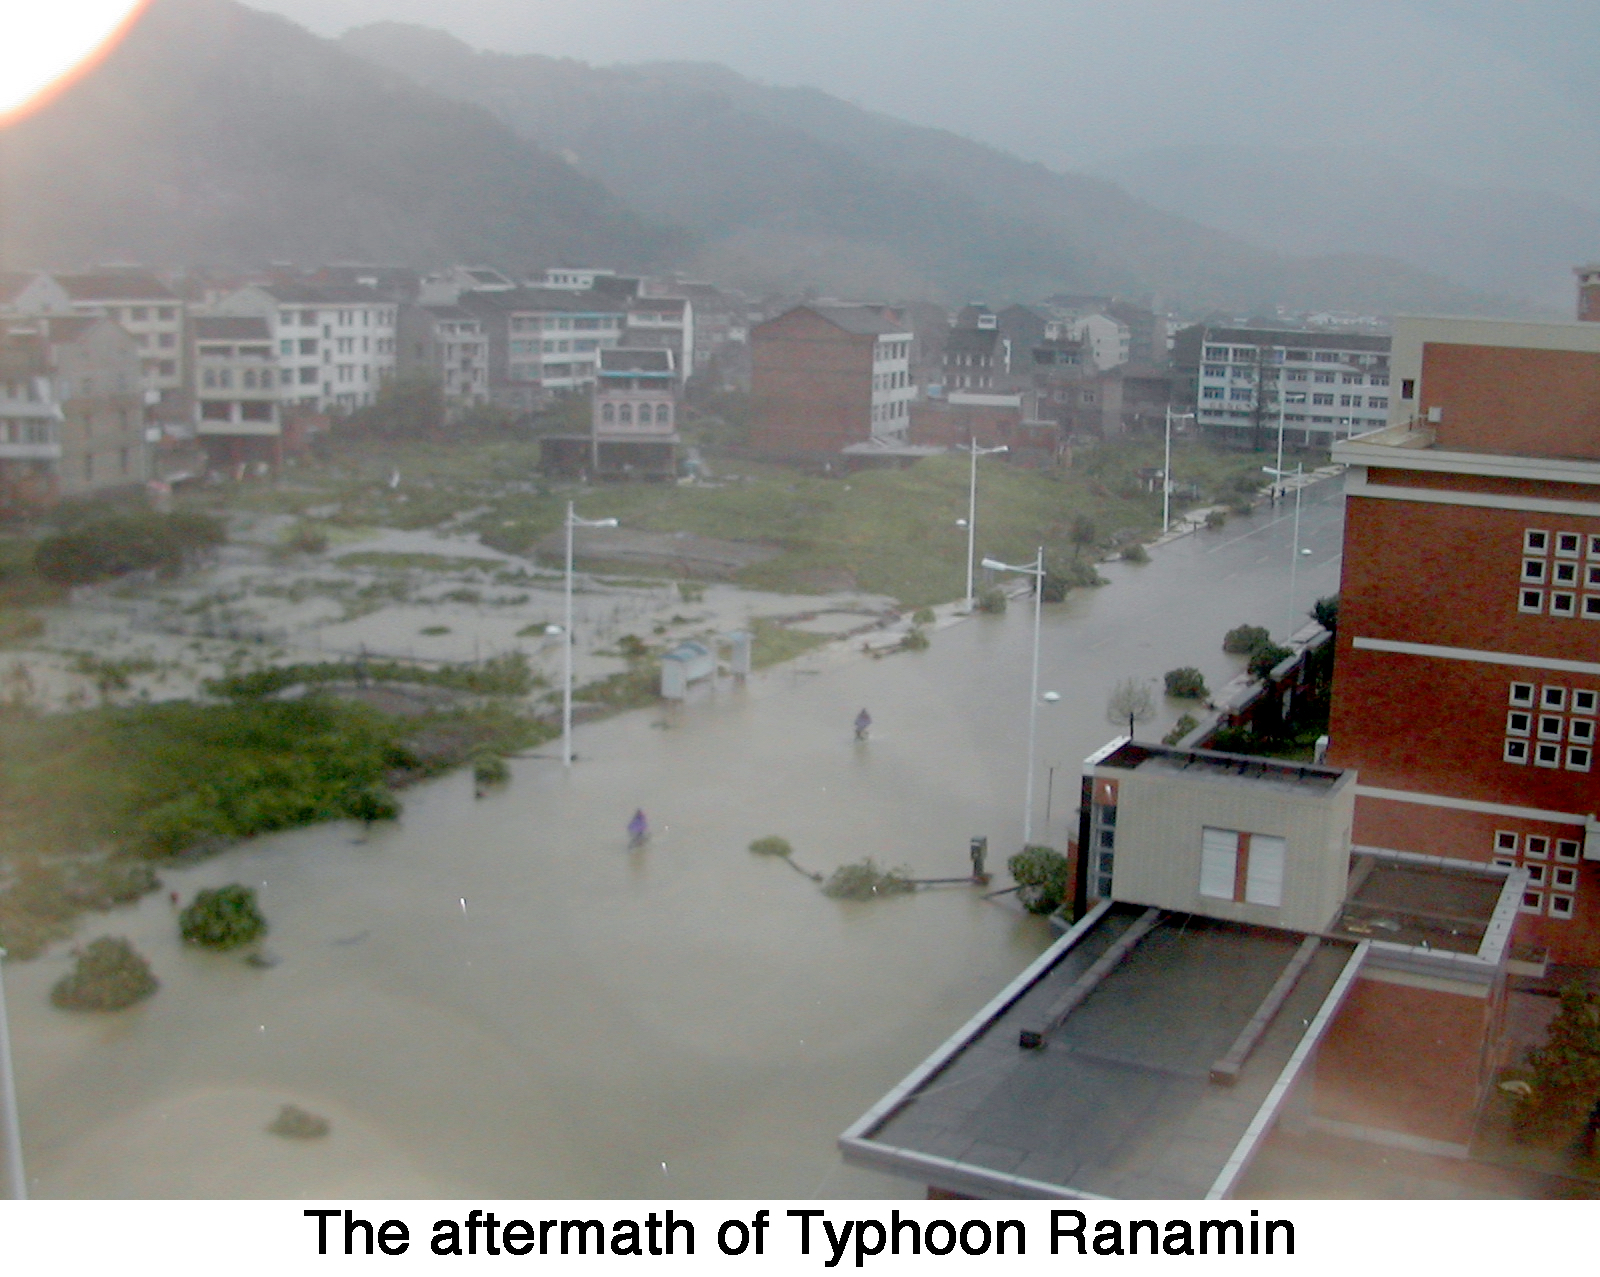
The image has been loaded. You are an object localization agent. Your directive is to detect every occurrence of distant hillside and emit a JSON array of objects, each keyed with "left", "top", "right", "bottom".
[
  {"left": 1087, "top": 144, "right": 1594, "bottom": 314},
  {"left": 340, "top": 21, "right": 1521, "bottom": 316},
  {"left": 0, "top": 0, "right": 680, "bottom": 272}
]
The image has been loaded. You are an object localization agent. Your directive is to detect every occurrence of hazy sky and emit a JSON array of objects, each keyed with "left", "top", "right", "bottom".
[{"left": 247, "top": 0, "right": 1600, "bottom": 206}]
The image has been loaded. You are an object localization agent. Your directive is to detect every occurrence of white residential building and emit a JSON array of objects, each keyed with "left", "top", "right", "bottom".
[
  {"left": 212, "top": 283, "right": 398, "bottom": 414},
  {"left": 624, "top": 296, "right": 694, "bottom": 381},
  {"left": 397, "top": 305, "right": 490, "bottom": 409},
  {"left": 870, "top": 328, "right": 916, "bottom": 443},
  {"left": 1060, "top": 313, "right": 1131, "bottom": 371},
  {"left": 53, "top": 272, "right": 187, "bottom": 424}
]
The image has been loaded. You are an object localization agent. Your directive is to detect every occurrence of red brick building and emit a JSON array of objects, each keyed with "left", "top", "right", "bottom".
[
  {"left": 749, "top": 304, "right": 913, "bottom": 462},
  {"left": 1327, "top": 313, "right": 1600, "bottom": 965}
]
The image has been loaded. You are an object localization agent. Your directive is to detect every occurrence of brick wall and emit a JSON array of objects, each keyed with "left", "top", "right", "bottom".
[
  {"left": 1421, "top": 344, "right": 1600, "bottom": 460},
  {"left": 750, "top": 308, "right": 874, "bottom": 458}
]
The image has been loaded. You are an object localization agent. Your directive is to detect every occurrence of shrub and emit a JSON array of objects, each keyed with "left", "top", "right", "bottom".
[
  {"left": 975, "top": 586, "right": 1006, "bottom": 614},
  {"left": 1223, "top": 624, "right": 1271, "bottom": 655},
  {"left": 283, "top": 523, "right": 328, "bottom": 555},
  {"left": 911, "top": 607, "right": 935, "bottom": 625},
  {"left": 1248, "top": 642, "right": 1294, "bottom": 680},
  {"left": 898, "top": 627, "right": 930, "bottom": 651},
  {"left": 822, "top": 859, "right": 914, "bottom": 900},
  {"left": 418, "top": 625, "right": 451, "bottom": 636},
  {"left": 1120, "top": 543, "right": 1150, "bottom": 564},
  {"left": 1008, "top": 846, "right": 1070, "bottom": 915},
  {"left": 1164, "top": 667, "right": 1208, "bottom": 699},
  {"left": 1204, "top": 509, "right": 1228, "bottom": 530},
  {"left": 748, "top": 835, "right": 793, "bottom": 857},
  {"left": 180, "top": 884, "right": 268, "bottom": 950},
  {"left": 1163, "top": 713, "right": 1200, "bottom": 746},
  {"left": 1041, "top": 559, "right": 1106, "bottom": 601},
  {"left": 677, "top": 582, "right": 705, "bottom": 603},
  {"left": 1312, "top": 595, "right": 1339, "bottom": 632},
  {"left": 345, "top": 786, "right": 402, "bottom": 825},
  {"left": 34, "top": 511, "right": 225, "bottom": 585},
  {"left": 1516, "top": 981, "right": 1600, "bottom": 1141},
  {"left": 51, "top": 937, "right": 158, "bottom": 1011},
  {"left": 472, "top": 755, "right": 510, "bottom": 788}
]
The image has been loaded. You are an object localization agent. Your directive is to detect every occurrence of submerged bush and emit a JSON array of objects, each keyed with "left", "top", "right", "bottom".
[
  {"left": 1223, "top": 624, "right": 1270, "bottom": 655},
  {"left": 1164, "top": 667, "right": 1209, "bottom": 699},
  {"left": 748, "top": 835, "right": 793, "bottom": 857},
  {"left": 1008, "top": 846, "right": 1070, "bottom": 915},
  {"left": 823, "top": 859, "right": 914, "bottom": 901},
  {"left": 180, "top": 884, "right": 267, "bottom": 950},
  {"left": 975, "top": 586, "right": 1007, "bottom": 614},
  {"left": 1163, "top": 713, "right": 1200, "bottom": 746},
  {"left": 472, "top": 755, "right": 510, "bottom": 788},
  {"left": 51, "top": 937, "right": 158, "bottom": 1011}
]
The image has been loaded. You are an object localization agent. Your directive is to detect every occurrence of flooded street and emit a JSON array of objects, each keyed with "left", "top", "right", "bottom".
[{"left": 6, "top": 479, "right": 1345, "bottom": 1198}]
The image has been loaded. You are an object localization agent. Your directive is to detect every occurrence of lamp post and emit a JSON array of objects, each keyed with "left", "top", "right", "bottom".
[
  {"left": 963, "top": 441, "right": 1008, "bottom": 609},
  {"left": 0, "top": 947, "right": 24, "bottom": 1199},
  {"left": 981, "top": 548, "right": 1046, "bottom": 845},
  {"left": 1263, "top": 464, "right": 1304, "bottom": 626},
  {"left": 1160, "top": 408, "right": 1193, "bottom": 534},
  {"left": 562, "top": 500, "right": 618, "bottom": 767}
]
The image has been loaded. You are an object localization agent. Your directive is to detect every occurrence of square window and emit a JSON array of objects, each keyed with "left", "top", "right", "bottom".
[
  {"left": 1493, "top": 857, "right": 1517, "bottom": 870},
  {"left": 1552, "top": 592, "right": 1577, "bottom": 615},
  {"left": 1577, "top": 690, "right": 1598, "bottom": 714},
  {"left": 1589, "top": 534, "right": 1600, "bottom": 558},
  {"left": 1525, "top": 530, "right": 1549, "bottom": 553},
  {"left": 1555, "top": 561, "right": 1580, "bottom": 585},
  {"left": 1555, "top": 868, "right": 1578, "bottom": 889},
  {"left": 1558, "top": 839, "right": 1581, "bottom": 861},
  {"left": 1504, "top": 739, "right": 1529, "bottom": 763},
  {"left": 1507, "top": 711, "right": 1532, "bottom": 736},
  {"left": 1551, "top": 895, "right": 1575, "bottom": 919},
  {"left": 1520, "top": 590, "right": 1544, "bottom": 613},
  {"left": 1569, "top": 746, "right": 1592, "bottom": 772},
  {"left": 1522, "top": 559, "right": 1547, "bottom": 583},
  {"left": 1536, "top": 742, "right": 1561, "bottom": 767},
  {"left": 1528, "top": 864, "right": 1547, "bottom": 885},
  {"left": 1543, "top": 686, "right": 1568, "bottom": 711},
  {"left": 1521, "top": 891, "right": 1545, "bottom": 914},
  {"left": 1557, "top": 532, "right": 1581, "bottom": 557},
  {"left": 1539, "top": 715, "right": 1565, "bottom": 740},
  {"left": 1588, "top": 565, "right": 1600, "bottom": 588},
  {"left": 1571, "top": 719, "right": 1595, "bottom": 744},
  {"left": 1510, "top": 683, "right": 1536, "bottom": 707},
  {"left": 1527, "top": 836, "right": 1549, "bottom": 859},
  {"left": 1495, "top": 830, "right": 1520, "bottom": 853},
  {"left": 1584, "top": 596, "right": 1600, "bottom": 619}
]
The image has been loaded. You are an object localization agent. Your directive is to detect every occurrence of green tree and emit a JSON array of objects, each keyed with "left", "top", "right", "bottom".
[
  {"left": 1223, "top": 624, "right": 1271, "bottom": 655},
  {"left": 1007, "top": 845, "right": 1070, "bottom": 915},
  {"left": 1312, "top": 594, "right": 1339, "bottom": 633},
  {"left": 1248, "top": 642, "right": 1294, "bottom": 680},
  {"left": 353, "top": 372, "right": 445, "bottom": 438},
  {"left": 1069, "top": 514, "right": 1098, "bottom": 559},
  {"left": 1164, "top": 667, "right": 1208, "bottom": 699},
  {"left": 1519, "top": 981, "right": 1600, "bottom": 1141},
  {"left": 179, "top": 885, "right": 268, "bottom": 950},
  {"left": 50, "top": 937, "right": 159, "bottom": 1011},
  {"left": 1106, "top": 678, "right": 1156, "bottom": 738}
]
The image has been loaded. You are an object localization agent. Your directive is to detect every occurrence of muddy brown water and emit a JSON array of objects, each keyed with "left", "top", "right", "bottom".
[{"left": 5, "top": 481, "right": 1345, "bottom": 1197}]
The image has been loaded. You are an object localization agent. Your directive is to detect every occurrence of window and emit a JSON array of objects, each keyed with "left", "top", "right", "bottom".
[
  {"left": 1570, "top": 746, "right": 1592, "bottom": 772},
  {"left": 1525, "top": 529, "right": 1550, "bottom": 553},
  {"left": 656, "top": 404, "right": 670, "bottom": 425},
  {"left": 1519, "top": 590, "right": 1544, "bottom": 614},
  {"left": 1312, "top": 393, "right": 1334, "bottom": 406},
  {"left": 1527, "top": 864, "right": 1547, "bottom": 885},
  {"left": 1574, "top": 690, "right": 1597, "bottom": 714},
  {"left": 300, "top": 339, "right": 317, "bottom": 355},
  {"left": 1585, "top": 596, "right": 1600, "bottom": 619},
  {"left": 1557, "top": 839, "right": 1581, "bottom": 862},
  {"left": 1200, "top": 828, "right": 1238, "bottom": 901},
  {"left": 1552, "top": 593, "right": 1577, "bottom": 616},
  {"left": 1522, "top": 559, "right": 1547, "bottom": 583},
  {"left": 1521, "top": 891, "right": 1545, "bottom": 914},
  {"left": 1342, "top": 374, "right": 1363, "bottom": 385},
  {"left": 1200, "top": 828, "right": 1283, "bottom": 906},
  {"left": 1551, "top": 895, "right": 1575, "bottom": 919},
  {"left": 1202, "top": 387, "right": 1224, "bottom": 400},
  {"left": 1555, "top": 868, "right": 1578, "bottom": 889},
  {"left": 1536, "top": 742, "right": 1561, "bottom": 767},
  {"left": 1504, "top": 739, "right": 1529, "bottom": 763},
  {"left": 1495, "top": 831, "right": 1519, "bottom": 853},
  {"left": 1368, "top": 396, "right": 1388, "bottom": 409},
  {"left": 1571, "top": 719, "right": 1595, "bottom": 744},
  {"left": 1314, "top": 372, "right": 1335, "bottom": 384},
  {"left": 1510, "top": 683, "right": 1535, "bottom": 707},
  {"left": 1542, "top": 686, "right": 1568, "bottom": 711},
  {"left": 1554, "top": 561, "right": 1580, "bottom": 585},
  {"left": 1507, "top": 711, "right": 1531, "bottom": 736},
  {"left": 1557, "top": 533, "right": 1582, "bottom": 557},
  {"left": 1245, "top": 835, "right": 1285, "bottom": 907}
]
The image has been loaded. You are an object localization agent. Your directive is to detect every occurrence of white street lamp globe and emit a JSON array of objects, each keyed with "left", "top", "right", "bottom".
[{"left": 1042, "top": 691, "right": 1061, "bottom": 703}]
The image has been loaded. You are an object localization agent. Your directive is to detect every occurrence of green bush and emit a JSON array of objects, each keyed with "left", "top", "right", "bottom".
[
  {"left": 1516, "top": 981, "right": 1600, "bottom": 1141},
  {"left": 911, "top": 607, "right": 935, "bottom": 625},
  {"left": 1163, "top": 713, "right": 1200, "bottom": 746},
  {"left": 50, "top": 936, "right": 158, "bottom": 1011},
  {"left": 898, "top": 627, "right": 930, "bottom": 651},
  {"left": 822, "top": 859, "right": 914, "bottom": 900},
  {"left": 1204, "top": 509, "right": 1228, "bottom": 530},
  {"left": 1223, "top": 624, "right": 1271, "bottom": 655},
  {"left": 1164, "top": 667, "right": 1208, "bottom": 699},
  {"left": 975, "top": 586, "right": 1007, "bottom": 614},
  {"left": 1120, "top": 543, "right": 1150, "bottom": 564},
  {"left": 1007, "top": 845, "right": 1070, "bottom": 915},
  {"left": 34, "top": 511, "right": 225, "bottom": 585},
  {"left": 1248, "top": 642, "right": 1294, "bottom": 680},
  {"left": 1311, "top": 595, "right": 1339, "bottom": 632},
  {"left": 472, "top": 755, "right": 510, "bottom": 788},
  {"left": 748, "top": 835, "right": 793, "bottom": 857},
  {"left": 179, "top": 884, "right": 268, "bottom": 950}
]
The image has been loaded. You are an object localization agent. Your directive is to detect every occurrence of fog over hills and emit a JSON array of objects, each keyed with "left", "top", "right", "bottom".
[
  {"left": 0, "top": 0, "right": 679, "bottom": 272},
  {"left": 1088, "top": 144, "right": 1598, "bottom": 313},
  {"left": 0, "top": 0, "right": 1538, "bottom": 316},
  {"left": 339, "top": 20, "right": 1523, "bottom": 316}
]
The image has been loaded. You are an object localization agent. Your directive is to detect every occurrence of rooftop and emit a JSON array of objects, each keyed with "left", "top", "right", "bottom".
[
  {"left": 192, "top": 316, "right": 270, "bottom": 341},
  {"left": 55, "top": 272, "right": 179, "bottom": 303},
  {"left": 804, "top": 304, "right": 910, "bottom": 337},
  {"left": 1095, "top": 740, "right": 1349, "bottom": 795},
  {"left": 599, "top": 347, "right": 674, "bottom": 374},
  {"left": 842, "top": 905, "right": 1362, "bottom": 1199}
]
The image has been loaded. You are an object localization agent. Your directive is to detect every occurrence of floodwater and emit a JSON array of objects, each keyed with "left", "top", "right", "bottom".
[{"left": 5, "top": 478, "right": 1346, "bottom": 1198}]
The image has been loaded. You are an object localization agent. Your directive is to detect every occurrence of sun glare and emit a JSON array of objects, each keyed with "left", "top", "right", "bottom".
[{"left": 0, "top": 1, "right": 150, "bottom": 125}]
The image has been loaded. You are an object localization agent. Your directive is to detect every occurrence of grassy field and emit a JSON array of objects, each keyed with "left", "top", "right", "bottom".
[{"left": 202, "top": 433, "right": 1299, "bottom": 608}]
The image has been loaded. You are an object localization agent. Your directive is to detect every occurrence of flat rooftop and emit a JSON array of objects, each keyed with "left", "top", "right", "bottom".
[
  {"left": 842, "top": 906, "right": 1361, "bottom": 1199},
  {"left": 1335, "top": 853, "right": 1513, "bottom": 958},
  {"left": 1097, "top": 741, "right": 1349, "bottom": 795}
]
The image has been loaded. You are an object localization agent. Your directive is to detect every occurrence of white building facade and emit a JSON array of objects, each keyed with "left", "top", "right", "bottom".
[{"left": 870, "top": 330, "right": 916, "bottom": 443}]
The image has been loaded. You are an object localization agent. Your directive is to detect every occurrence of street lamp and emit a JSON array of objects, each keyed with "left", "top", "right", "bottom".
[
  {"left": 1263, "top": 464, "right": 1304, "bottom": 627},
  {"left": 981, "top": 548, "right": 1046, "bottom": 845},
  {"left": 964, "top": 441, "right": 1008, "bottom": 609},
  {"left": 1161, "top": 408, "right": 1193, "bottom": 534},
  {"left": 0, "top": 947, "right": 24, "bottom": 1199},
  {"left": 562, "top": 500, "right": 618, "bottom": 767}
]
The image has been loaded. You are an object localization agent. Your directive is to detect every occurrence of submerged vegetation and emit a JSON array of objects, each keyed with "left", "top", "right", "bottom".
[
  {"left": 50, "top": 937, "right": 159, "bottom": 1011},
  {"left": 822, "top": 859, "right": 915, "bottom": 901},
  {"left": 180, "top": 884, "right": 268, "bottom": 950}
]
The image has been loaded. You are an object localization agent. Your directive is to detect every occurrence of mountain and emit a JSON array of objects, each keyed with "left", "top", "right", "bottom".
[
  {"left": 1086, "top": 144, "right": 1595, "bottom": 313},
  {"left": 0, "top": 0, "right": 679, "bottom": 272},
  {"left": 339, "top": 21, "right": 1524, "bottom": 316}
]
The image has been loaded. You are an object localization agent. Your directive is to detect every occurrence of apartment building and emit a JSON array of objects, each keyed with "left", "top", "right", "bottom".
[
  {"left": 210, "top": 283, "right": 397, "bottom": 415},
  {"left": 623, "top": 296, "right": 694, "bottom": 381},
  {"left": 190, "top": 316, "right": 282, "bottom": 467},
  {"left": 1326, "top": 312, "right": 1600, "bottom": 965},
  {"left": 397, "top": 305, "right": 490, "bottom": 410},
  {"left": 750, "top": 304, "right": 914, "bottom": 460},
  {"left": 53, "top": 272, "right": 187, "bottom": 427},
  {"left": 1174, "top": 324, "right": 1392, "bottom": 447},
  {"left": 459, "top": 287, "right": 627, "bottom": 414},
  {"left": 0, "top": 329, "right": 63, "bottom": 511}
]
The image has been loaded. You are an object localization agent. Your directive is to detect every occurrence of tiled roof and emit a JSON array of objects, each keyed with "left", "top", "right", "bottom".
[
  {"left": 193, "top": 316, "right": 271, "bottom": 340},
  {"left": 55, "top": 272, "right": 179, "bottom": 302}
]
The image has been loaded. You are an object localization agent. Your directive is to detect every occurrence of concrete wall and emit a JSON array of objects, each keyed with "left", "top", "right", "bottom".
[{"left": 1103, "top": 761, "right": 1356, "bottom": 934}]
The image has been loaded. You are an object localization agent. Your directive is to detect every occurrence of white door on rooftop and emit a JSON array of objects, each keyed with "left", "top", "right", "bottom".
[
  {"left": 1245, "top": 835, "right": 1286, "bottom": 907},
  {"left": 1200, "top": 827, "right": 1238, "bottom": 900}
]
